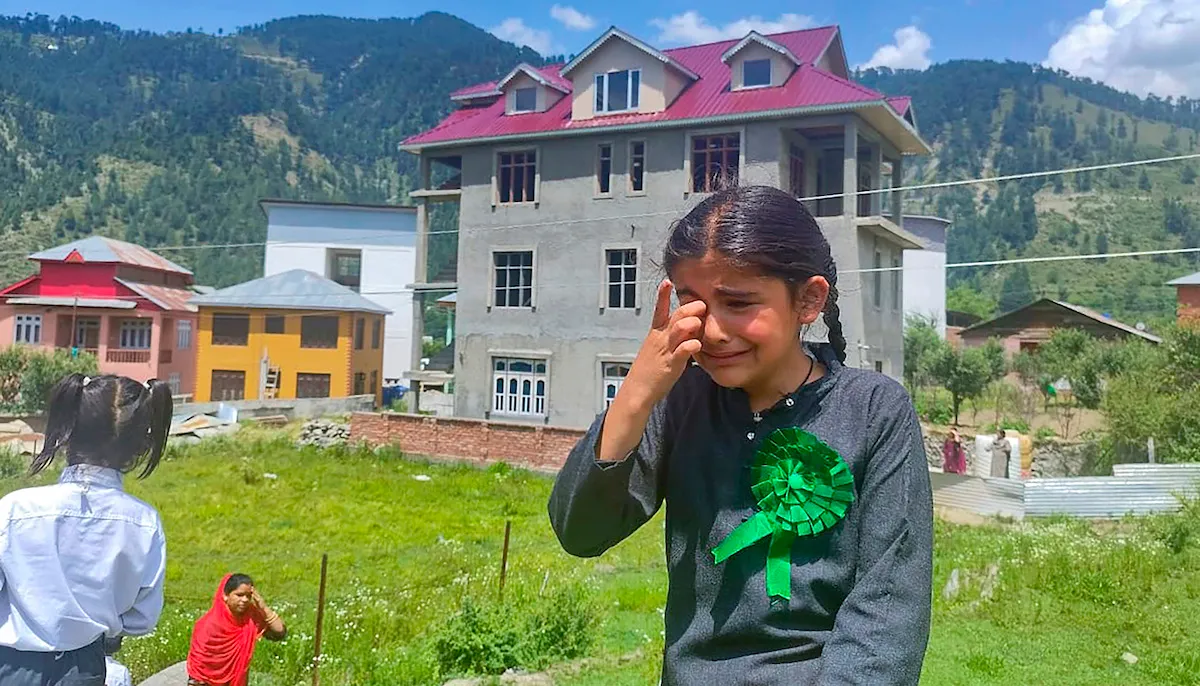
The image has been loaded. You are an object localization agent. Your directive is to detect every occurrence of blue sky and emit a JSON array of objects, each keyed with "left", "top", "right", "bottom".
[{"left": 2, "top": 1, "right": 1197, "bottom": 97}]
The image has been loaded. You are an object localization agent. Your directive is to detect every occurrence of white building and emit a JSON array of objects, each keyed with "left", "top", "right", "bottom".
[
  {"left": 261, "top": 200, "right": 417, "bottom": 382},
  {"left": 901, "top": 215, "right": 951, "bottom": 338}
]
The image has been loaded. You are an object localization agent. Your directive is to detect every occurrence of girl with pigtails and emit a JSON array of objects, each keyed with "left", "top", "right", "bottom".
[
  {"left": 550, "top": 186, "right": 933, "bottom": 685},
  {"left": 0, "top": 374, "right": 173, "bottom": 685}
]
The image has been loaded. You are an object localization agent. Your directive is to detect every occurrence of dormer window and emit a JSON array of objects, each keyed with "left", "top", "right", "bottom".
[
  {"left": 514, "top": 87, "right": 537, "bottom": 113},
  {"left": 594, "top": 69, "right": 641, "bottom": 113},
  {"left": 743, "top": 59, "right": 771, "bottom": 88}
]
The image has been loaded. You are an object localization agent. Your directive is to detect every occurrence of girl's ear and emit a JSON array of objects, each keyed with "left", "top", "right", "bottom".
[{"left": 793, "top": 276, "right": 830, "bottom": 325}]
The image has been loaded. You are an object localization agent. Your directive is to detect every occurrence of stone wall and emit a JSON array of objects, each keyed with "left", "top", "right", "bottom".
[
  {"left": 923, "top": 425, "right": 1099, "bottom": 478},
  {"left": 350, "top": 412, "right": 585, "bottom": 471}
]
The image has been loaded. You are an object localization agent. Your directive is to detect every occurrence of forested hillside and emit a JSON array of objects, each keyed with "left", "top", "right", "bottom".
[
  {"left": 0, "top": 13, "right": 538, "bottom": 286},
  {"left": 2, "top": 14, "right": 1199, "bottom": 324},
  {"left": 861, "top": 62, "right": 1200, "bottom": 324}
]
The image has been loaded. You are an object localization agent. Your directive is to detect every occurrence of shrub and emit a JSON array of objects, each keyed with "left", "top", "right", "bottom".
[{"left": 915, "top": 395, "right": 954, "bottom": 425}]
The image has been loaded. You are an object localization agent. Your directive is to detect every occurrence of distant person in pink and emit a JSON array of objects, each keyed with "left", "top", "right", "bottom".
[{"left": 942, "top": 429, "right": 967, "bottom": 474}]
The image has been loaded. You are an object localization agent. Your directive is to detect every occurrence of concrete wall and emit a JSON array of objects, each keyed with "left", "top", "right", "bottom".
[
  {"left": 855, "top": 230, "right": 904, "bottom": 376},
  {"left": 449, "top": 117, "right": 908, "bottom": 427},
  {"left": 569, "top": 39, "right": 668, "bottom": 120},
  {"left": 178, "top": 394, "right": 377, "bottom": 421},
  {"left": 903, "top": 248, "right": 947, "bottom": 337},
  {"left": 262, "top": 203, "right": 415, "bottom": 382},
  {"left": 727, "top": 42, "right": 796, "bottom": 90}
]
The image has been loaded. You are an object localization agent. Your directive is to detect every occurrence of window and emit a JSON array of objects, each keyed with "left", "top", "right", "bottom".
[
  {"left": 873, "top": 250, "right": 883, "bottom": 308},
  {"left": 296, "top": 373, "right": 331, "bottom": 399},
  {"left": 119, "top": 319, "right": 152, "bottom": 349},
  {"left": 788, "top": 144, "right": 806, "bottom": 198},
  {"left": 210, "top": 370, "right": 245, "bottom": 401},
  {"left": 605, "top": 248, "right": 638, "bottom": 309},
  {"left": 370, "top": 370, "right": 378, "bottom": 394},
  {"left": 167, "top": 373, "right": 181, "bottom": 395},
  {"left": 891, "top": 255, "right": 902, "bottom": 310},
  {"left": 371, "top": 318, "right": 381, "bottom": 349},
  {"left": 212, "top": 314, "right": 249, "bottom": 346},
  {"left": 513, "top": 87, "right": 537, "bottom": 113},
  {"left": 301, "top": 316, "right": 340, "bottom": 349},
  {"left": 354, "top": 318, "right": 365, "bottom": 350},
  {"left": 265, "top": 315, "right": 285, "bottom": 334},
  {"left": 328, "top": 249, "right": 362, "bottom": 292},
  {"left": 13, "top": 315, "right": 41, "bottom": 344},
  {"left": 594, "top": 70, "right": 641, "bottom": 113},
  {"left": 176, "top": 319, "right": 192, "bottom": 349},
  {"left": 691, "top": 134, "right": 740, "bottom": 193},
  {"left": 493, "top": 251, "right": 534, "bottom": 308},
  {"left": 596, "top": 144, "right": 612, "bottom": 195},
  {"left": 353, "top": 372, "right": 366, "bottom": 395},
  {"left": 602, "top": 362, "right": 630, "bottom": 409},
  {"left": 743, "top": 59, "right": 772, "bottom": 88},
  {"left": 629, "top": 141, "right": 645, "bottom": 192},
  {"left": 875, "top": 361, "right": 884, "bottom": 374},
  {"left": 493, "top": 357, "right": 547, "bottom": 416},
  {"left": 497, "top": 150, "right": 537, "bottom": 204}
]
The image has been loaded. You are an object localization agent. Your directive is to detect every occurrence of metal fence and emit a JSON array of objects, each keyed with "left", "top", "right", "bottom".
[{"left": 932, "top": 463, "right": 1200, "bottom": 520}]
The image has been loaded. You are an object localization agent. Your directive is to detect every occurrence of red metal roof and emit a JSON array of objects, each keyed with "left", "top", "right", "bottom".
[
  {"left": 887, "top": 96, "right": 913, "bottom": 116},
  {"left": 115, "top": 280, "right": 199, "bottom": 313},
  {"left": 409, "top": 26, "right": 905, "bottom": 147}
]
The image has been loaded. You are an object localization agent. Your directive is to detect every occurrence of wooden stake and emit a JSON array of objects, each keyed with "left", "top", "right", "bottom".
[
  {"left": 499, "top": 520, "right": 512, "bottom": 599},
  {"left": 312, "top": 554, "right": 328, "bottom": 686}
]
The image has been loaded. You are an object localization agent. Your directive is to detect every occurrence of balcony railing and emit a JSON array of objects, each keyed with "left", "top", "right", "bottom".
[{"left": 107, "top": 349, "right": 151, "bottom": 364}]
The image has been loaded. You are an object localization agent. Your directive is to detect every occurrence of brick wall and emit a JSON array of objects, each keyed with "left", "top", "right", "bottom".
[
  {"left": 350, "top": 412, "right": 586, "bottom": 471},
  {"left": 1179, "top": 285, "right": 1200, "bottom": 322}
]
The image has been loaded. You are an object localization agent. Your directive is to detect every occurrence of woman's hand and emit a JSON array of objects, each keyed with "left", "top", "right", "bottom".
[{"left": 620, "top": 280, "right": 706, "bottom": 411}]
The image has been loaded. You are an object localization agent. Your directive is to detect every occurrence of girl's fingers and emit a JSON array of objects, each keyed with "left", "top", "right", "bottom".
[
  {"left": 651, "top": 280, "right": 674, "bottom": 330},
  {"left": 672, "top": 338, "right": 702, "bottom": 362},
  {"left": 670, "top": 299, "right": 706, "bottom": 325},
  {"left": 668, "top": 316, "right": 703, "bottom": 352}
]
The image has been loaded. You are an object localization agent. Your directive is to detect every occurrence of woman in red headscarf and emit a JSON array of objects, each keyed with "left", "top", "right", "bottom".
[{"left": 186, "top": 573, "right": 287, "bottom": 686}]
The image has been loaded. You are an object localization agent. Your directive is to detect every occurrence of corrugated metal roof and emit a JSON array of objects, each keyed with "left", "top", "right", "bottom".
[
  {"left": 190, "top": 269, "right": 390, "bottom": 314},
  {"left": 1025, "top": 468, "right": 1200, "bottom": 519},
  {"left": 405, "top": 26, "right": 908, "bottom": 148},
  {"left": 1167, "top": 270, "right": 1200, "bottom": 286},
  {"left": 931, "top": 472, "right": 1025, "bottom": 519},
  {"left": 29, "top": 236, "right": 192, "bottom": 275},
  {"left": 960, "top": 298, "right": 1162, "bottom": 344},
  {"left": 116, "top": 279, "right": 198, "bottom": 313},
  {"left": 887, "top": 96, "right": 912, "bottom": 116},
  {"left": 5, "top": 296, "right": 136, "bottom": 309}
]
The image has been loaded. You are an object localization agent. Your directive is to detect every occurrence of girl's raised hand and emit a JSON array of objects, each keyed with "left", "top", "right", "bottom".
[{"left": 622, "top": 280, "right": 706, "bottom": 409}]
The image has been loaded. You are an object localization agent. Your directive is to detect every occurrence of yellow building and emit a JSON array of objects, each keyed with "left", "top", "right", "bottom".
[{"left": 191, "top": 269, "right": 389, "bottom": 404}]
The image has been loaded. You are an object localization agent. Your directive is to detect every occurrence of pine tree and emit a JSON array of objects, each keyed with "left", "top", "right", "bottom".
[
  {"left": 999, "top": 265, "right": 1034, "bottom": 313},
  {"left": 1183, "top": 165, "right": 1198, "bottom": 185},
  {"left": 1139, "top": 170, "right": 1152, "bottom": 191}
]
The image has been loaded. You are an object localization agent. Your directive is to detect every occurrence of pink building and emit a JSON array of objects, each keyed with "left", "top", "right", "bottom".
[{"left": 0, "top": 237, "right": 200, "bottom": 397}]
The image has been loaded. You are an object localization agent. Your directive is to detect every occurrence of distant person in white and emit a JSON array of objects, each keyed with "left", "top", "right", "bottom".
[
  {"left": 103, "top": 638, "right": 132, "bottom": 686},
  {"left": 0, "top": 374, "right": 173, "bottom": 686}
]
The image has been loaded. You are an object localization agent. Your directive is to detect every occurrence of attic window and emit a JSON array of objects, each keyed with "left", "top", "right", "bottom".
[
  {"left": 743, "top": 59, "right": 771, "bottom": 88},
  {"left": 514, "top": 87, "right": 537, "bottom": 113},
  {"left": 594, "top": 69, "right": 640, "bottom": 113}
]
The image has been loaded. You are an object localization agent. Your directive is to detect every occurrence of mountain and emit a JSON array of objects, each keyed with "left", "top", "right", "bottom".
[
  {"left": 859, "top": 62, "right": 1200, "bottom": 325},
  {"left": 1, "top": 15, "right": 1198, "bottom": 325}
]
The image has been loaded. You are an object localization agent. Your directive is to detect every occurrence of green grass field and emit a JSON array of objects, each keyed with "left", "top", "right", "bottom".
[{"left": 2, "top": 429, "right": 1198, "bottom": 685}]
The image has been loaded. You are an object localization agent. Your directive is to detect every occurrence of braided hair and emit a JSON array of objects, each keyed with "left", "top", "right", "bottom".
[{"left": 662, "top": 185, "right": 847, "bottom": 363}]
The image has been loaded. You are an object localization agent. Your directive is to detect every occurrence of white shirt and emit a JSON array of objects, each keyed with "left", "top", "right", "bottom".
[
  {"left": 0, "top": 464, "right": 166, "bottom": 652},
  {"left": 105, "top": 656, "right": 133, "bottom": 686}
]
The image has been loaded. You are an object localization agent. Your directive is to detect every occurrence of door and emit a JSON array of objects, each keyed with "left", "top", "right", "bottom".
[{"left": 210, "top": 370, "right": 246, "bottom": 401}]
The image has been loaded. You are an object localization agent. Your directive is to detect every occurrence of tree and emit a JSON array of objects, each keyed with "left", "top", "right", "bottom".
[
  {"left": 903, "top": 314, "right": 942, "bottom": 394},
  {"left": 946, "top": 285, "right": 996, "bottom": 319},
  {"left": 1182, "top": 165, "right": 1197, "bottom": 185},
  {"left": 998, "top": 265, "right": 1034, "bottom": 314},
  {"left": 1138, "top": 169, "right": 1152, "bottom": 191},
  {"left": 1095, "top": 232, "right": 1108, "bottom": 258},
  {"left": 929, "top": 341, "right": 1006, "bottom": 424}
]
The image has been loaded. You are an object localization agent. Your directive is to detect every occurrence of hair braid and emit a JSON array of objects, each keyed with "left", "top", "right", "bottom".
[{"left": 822, "top": 255, "right": 848, "bottom": 364}]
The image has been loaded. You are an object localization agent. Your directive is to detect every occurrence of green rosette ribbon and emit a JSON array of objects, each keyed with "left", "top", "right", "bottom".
[{"left": 711, "top": 427, "right": 855, "bottom": 602}]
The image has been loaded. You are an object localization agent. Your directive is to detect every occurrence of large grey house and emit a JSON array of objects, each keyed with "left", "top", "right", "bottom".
[{"left": 402, "top": 24, "right": 932, "bottom": 428}]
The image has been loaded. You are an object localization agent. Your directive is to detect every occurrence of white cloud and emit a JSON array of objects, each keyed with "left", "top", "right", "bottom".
[
  {"left": 649, "top": 11, "right": 816, "bottom": 45},
  {"left": 489, "top": 18, "right": 560, "bottom": 56},
  {"left": 550, "top": 5, "right": 595, "bottom": 31},
  {"left": 1045, "top": 0, "right": 1200, "bottom": 98},
  {"left": 859, "top": 25, "right": 933, "bottom": 70}
]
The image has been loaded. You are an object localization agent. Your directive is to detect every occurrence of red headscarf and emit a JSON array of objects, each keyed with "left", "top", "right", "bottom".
[{"left": 186, "top": 574, "right": 265, "bottom": 686}]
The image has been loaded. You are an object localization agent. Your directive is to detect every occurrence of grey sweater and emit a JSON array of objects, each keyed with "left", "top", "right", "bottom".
[{"left": 548, "top": 345, "right": 933, "bottom": 685}]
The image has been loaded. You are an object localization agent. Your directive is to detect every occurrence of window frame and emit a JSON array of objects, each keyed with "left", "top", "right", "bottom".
[
  {"left": 492, "top": 147, "right": 540, "bottom": 206},
  {"left": 300, "top": 315, "right": 340, "bottom": 349},
  {"left": 167, "top": 372, "right": 182, "bottom": 395},
  {"left": 489, "top": 354, "right": 550, "bottom": 418},
  {"left": 873, "top": 248, "right": 884, "bottom": 310},
  {"left": 327, "top": 248, "right": 363, "bottom": 292},
  {"left": 593, "top": 69, "right": 641, "bottom": 114},
  {"left": 601, "top": 360, "right": 631, "bottom": 410},
  {"left": 595, "top": 353, "right": 636, "bottom": 413},
  {"left": 371, "top": 318, "right": 381, "bottom": 349},
  {"left": 13, "top": 314, "right": 41, "bottom": 345},
  {"left": 489, "top": 247, "right": 537, "bottom": 311},
  {"left": 176, "top": 319, "right": 193, "bottom": 349},
  {"left": 211, "top": 313, "right": 250, "bottom": 347},
  {"left": 742, "top": 58, "right": 772, "bottom": 88},
  {"left": 118, "top": 319, "right": 153, "bottom": 350},
  {"left": 685, "top": 129, "right": 745, "bottom": 195},
  {"left": 595, "top": 142, "right": 614, "bottom": 197},
  {"left": 891, "top": 254, "right": 902, "bottom": 311},
  {"left": 296, "top": 372, "right": 332, "bottom": 399},
  {"left": 599, "top": 243, "right": 642, "bottom": 313},
  {"left": 264, "top": 315, "right": 285, "bottom": 335},
  {"left": 354, "top": 317, "right": 365, "bottom": 350},
  {"left": 628, "top": 140, "right": 646, "bottom": 195},
  {"left": 513, "top": 86, "right": 537, "bottom": 113}
]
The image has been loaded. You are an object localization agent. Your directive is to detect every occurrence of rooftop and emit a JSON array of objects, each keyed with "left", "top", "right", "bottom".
[
  {"left": 189, "top": 269, "right": 391, "bottom": 314},
  {"left": 30, "top": 236, "right": 192, "bottom": 276},
  {"left": 1168, "top": 270, "right": 1200, "bottom": 286},
  {"left": 405, "top": 25, "right": 924, "bottom": 152},
  {"left": 960, "top": 298, "right": 1161, "bottom": 344}
]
